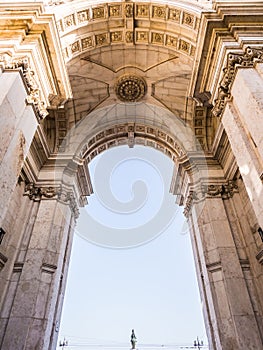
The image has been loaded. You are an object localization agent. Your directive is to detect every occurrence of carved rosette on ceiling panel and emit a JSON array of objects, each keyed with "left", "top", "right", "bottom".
[{"left": 115, "top": 75, "right": 147, "bottom": 102}]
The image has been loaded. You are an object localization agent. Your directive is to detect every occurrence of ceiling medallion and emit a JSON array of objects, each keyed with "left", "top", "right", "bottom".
[{"left": 115, "top": 75, "right": 147, "bottom": 102}]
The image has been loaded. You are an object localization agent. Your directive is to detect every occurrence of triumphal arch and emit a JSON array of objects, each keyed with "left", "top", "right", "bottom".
[{"left": 0, "top": 0, "right": 263, "bottom": 348}]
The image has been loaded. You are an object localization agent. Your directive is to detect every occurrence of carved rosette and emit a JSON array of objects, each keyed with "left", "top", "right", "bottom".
[
  {"left": 212, "top": 46, "right": 263, "bottom": 117},
  {"left": 115, "top": 75, "right": 147, "bottom": 102}
]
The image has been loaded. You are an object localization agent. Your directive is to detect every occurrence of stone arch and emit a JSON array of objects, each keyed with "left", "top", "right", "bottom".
[{"left": 1, "top": 1, "right": 263, "bottom": 349}]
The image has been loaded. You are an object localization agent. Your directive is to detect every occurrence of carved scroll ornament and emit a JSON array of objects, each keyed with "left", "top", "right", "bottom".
[
  {"left": 24, "top": 184, "right": 79, "bottom": 219},
  {"left": 0, "top": 54, "right": 48, "bottom": 119},
  {"left": 212, "top": 47, "right": 263, "bottom": 117}
]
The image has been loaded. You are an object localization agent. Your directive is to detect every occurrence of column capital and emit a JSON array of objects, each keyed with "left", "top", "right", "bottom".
[
  {"left": 183, "top": 180, "right": 238, "bottom": 217},
  {"left": 23, "top": 183, "right": 80, "bottom": 219}
]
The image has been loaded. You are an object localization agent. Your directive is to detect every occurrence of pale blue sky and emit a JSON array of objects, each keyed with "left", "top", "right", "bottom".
[{"left": 58, "top": 146, "right": 207, "bottom": 348}]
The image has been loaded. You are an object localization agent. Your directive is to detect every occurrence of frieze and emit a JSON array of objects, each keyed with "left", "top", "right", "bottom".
[
  {"left": 80, "top": 122, "right": 186, "bottom": 162},
  {"left": 24, "top": 184, "right": 79, "bottom": 218},
  {"left": 213, "top": 46, "right": 263, "bottom": 117},
  {"left": 24, "top": 183, "right": 60, "bottom": 201},
  {"left": 57, "top": 3, "right": 198, "bottom": 61},
  {"left": 57, "top": 3, "right": 199, "bottom": 34},
  {"left": 201, "top": 180, "right": 238, "bottom": 199}
]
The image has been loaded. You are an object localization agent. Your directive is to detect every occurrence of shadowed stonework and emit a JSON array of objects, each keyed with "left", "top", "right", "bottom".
[{"left": 0, "top": 0, "right": 263, "bottom": 349}]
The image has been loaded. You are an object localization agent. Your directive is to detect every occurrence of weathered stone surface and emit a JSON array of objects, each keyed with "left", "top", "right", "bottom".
[{"left": 0, "top": 1, "right": 263, "bottom": 349}]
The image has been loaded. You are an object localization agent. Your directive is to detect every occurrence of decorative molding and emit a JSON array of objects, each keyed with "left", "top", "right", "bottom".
[
  {"left": 80, "top": 123, "right": 185, "bottom": 162},
  {"left": 56, "top": 3, "right": 198, "bottom": 61},
  {"left": 183, "top": 191, "right": 198, "bottom": 217},
  {"left": 24, "top": 183, "right": 60, "bottom": 201},
  {"left": 0, "top": 54, "right": 48, "bottom": 119},
  {"left": 213, "top": 46, "right": 263, "bottom": 117},
  {"left": 201, "top": 180, "right": 238, "bottom": 199},
  {"left": 115, "top": 75, "right": 147, "bottom": 102},
  {"left": 24, "top": 184, "right": 79, "bottom": 219}
]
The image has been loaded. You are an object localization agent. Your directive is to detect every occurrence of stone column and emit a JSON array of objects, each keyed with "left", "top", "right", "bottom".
[
  {"left": 222, "top": 65, "right": 263, "bottom": 229},
  {"left": 0, "top": 185, "right": 78, "bottom": 350},
  {"left": 0, "top": 68, "right": 39, "bottom": 228},
  {"left": 187, "top": 184, "right": 262, "bottom": 350}
]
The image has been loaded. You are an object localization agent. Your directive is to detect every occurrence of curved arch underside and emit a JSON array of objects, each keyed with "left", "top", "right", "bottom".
[{"left": 51, "top": 1, "right": 208, "bottom": 131}]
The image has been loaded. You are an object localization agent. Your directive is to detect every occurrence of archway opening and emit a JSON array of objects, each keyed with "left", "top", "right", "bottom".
[{"left": 57, "top": 145, "right": 208, "bottom": 349}]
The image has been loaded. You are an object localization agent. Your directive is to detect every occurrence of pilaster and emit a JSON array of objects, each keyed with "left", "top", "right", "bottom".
[{"left": 0, "top": 184, "right": 78, "bottom": 350}]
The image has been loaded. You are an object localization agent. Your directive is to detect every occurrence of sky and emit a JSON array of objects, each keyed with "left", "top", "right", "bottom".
[{"left": 57, "top": 145, "right": 207, "bottom": 349}]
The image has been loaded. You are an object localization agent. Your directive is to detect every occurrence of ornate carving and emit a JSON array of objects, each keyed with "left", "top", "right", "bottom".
[
  {"left": 93, "top": 7, "right": 105, "bottom": 19},
  {"left": 136, "top": 31, "right": 148, "bottom": 42},
  {"left": 24, "top": 183, "right": 60, "bottom": 201},
  {"left": 111, "top": 31, "right": 123, "bottom": 43},
  {"left": 0, "top": 55, "right": 48, "bottom": 119},
  {"left": 152, "top": 6, "right": 166, "bottom": 19},
  {"left": 125, "top": 31, "right": 134, "bottom": 43},
  {"left": 64, "top": 14, "right": 75, "bottom": 28},
  {"left": 201, "top": 180, "right": 238, "bottom": 199},
  {"left": 213, "top": 46, "right": 263, "bottom": 117},
  {"left": 77, "top": 10, "right": 89, "bottom": 23},
  {"left": 24, "top": 184, "right": 79, "bottom": 218},
  {"left": 183, "top": 191, "right": 198, "bottom": 217},
  {"left": 71, "top": 41, "right": 80, "bottom": 53},
  {"left": 166, "top": 35, "right": 177, "bottom": 48},
  {"left": 179, "top": 39, "right": 190, "bottom": 54},
  {"left": 168, "top": 8, "right": 180, "bottom": 21},
  {"left": 115, "top": 75, "right": 147, "bottom": 102},
  {"left": 95, "top": 33, "right": 108, "bottom": 46},
  {"left": 182, "top": 12, "right": 194, "bottom": 27},
  {"left": 109, "top": 5, "right": 121, "bottom": 17},
  {"left": 125, "top": 3, "right": 133, "bottom": 17},
  {"left": 82, "top": 36, "right": 93, "bottom": 49},
  {"left": 136, "top": 4, "right": 149, "bottom": 17},
  {"left": 152, "top": 32, "right": 164, "bottom": 45}
]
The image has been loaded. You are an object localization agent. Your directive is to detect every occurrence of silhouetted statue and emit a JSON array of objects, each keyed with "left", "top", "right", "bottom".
[{"left": 130, "top": 329, "right": 137, "bottom": 349}]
